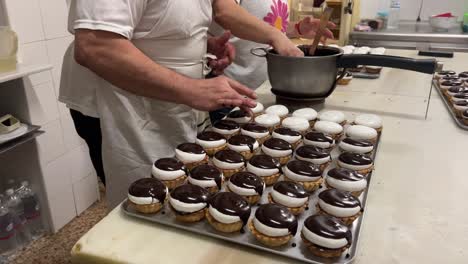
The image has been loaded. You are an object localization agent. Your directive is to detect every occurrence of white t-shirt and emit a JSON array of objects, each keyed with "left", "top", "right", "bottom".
[{"left": 210, "top": 0, "right": 290, "bottom": 89}]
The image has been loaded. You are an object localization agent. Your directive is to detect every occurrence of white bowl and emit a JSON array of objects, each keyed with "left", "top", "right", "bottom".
[{"left": 429, "top": 16, "right": 459, "bottom": 32}]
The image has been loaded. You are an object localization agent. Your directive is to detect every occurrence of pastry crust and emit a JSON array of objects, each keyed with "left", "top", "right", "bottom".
[
  {"left": 337, "top": 163, "right": 374, "bottom": 176},
  {"left": 324, "top": 182, "right": 364, "bottom": 197},
  {"left": 291, "top": 140, "right": 303, "bottom": 150},
  {"left": 219, "top": 166, "right": 245, "bottom": 178},
  {"left": 301, "top": 233, "right": 349, "bottom": 258},
  {"left": 206, "top": 185, "right": 222, "bottom": 194},
  {"left": 204, "top": 144, "right": 227, "bottom": 157},
  {"left": 256, "top": 135, "right": 271, "bottom": 145},
  {"left": 161, "top": 175, "right": 187, "bottom": 190},
  {"left": 277, "top": 155, "right": 292, "bottom": 166},
  {"left": 205, "top": 209, "right": 244, "bottom": 233},
  {"left": 337, "top": 78, "right": 352, "bottom": 85},
  {"left": 129, "top": 200, "right": 163, "bottom": 214},
  {"left": 463, "top": 118, "right": 468, "bottom": 126},
  {"left": 226, "top": 185, "right": 261, "bottom": 205},
  {"left": 316, "top": 204, "right": 362, "bottom": 226},
  {"left": 248, "top": 221, "right": 293, "bottom": 247},
  {"left": 268, "top": 193, "right": 308, "bottom": 215},
  {"left": 185, "top": 156, "right": 209, "bottom": 171},
  {"left": 308, "top": 120, "right": 316, "bottom": 128},
  {"left": 171, "top": 207, "right": 207, "bottom": 223},
  {"left": 283, "top": 176, "right": 323, "bottom": 192},
  {"left": 261, "top": 172, "right": 282, "bottom": 186},
  {"left": 365, "top": 67, "right": 382, "bottom": 74},
  {"left": 238, "top": 149, "right": 258, "bottom": 161},
  {"left": 318, "top": 161, "right": 331, "bottom": 172}
]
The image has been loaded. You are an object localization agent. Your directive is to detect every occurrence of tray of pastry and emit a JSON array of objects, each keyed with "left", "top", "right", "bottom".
[
  {"left": 433, "top": 71, "right": 468, "bottom": 130},
  {"left": 122, "top": 106, "right": 384, "bottom": 264}
]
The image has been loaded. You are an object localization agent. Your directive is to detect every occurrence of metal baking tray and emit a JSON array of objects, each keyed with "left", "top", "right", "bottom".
[
  {"left": 122, "top": 131, "right": 382, "bottom": 264},
  {"left": 433, "top": 80, "right": 468, "bottom": 130}
]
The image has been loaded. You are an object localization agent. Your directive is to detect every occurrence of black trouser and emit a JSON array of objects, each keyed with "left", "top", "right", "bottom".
[{"left": 70, "top": 109, "right": 106, "bottom": 185}]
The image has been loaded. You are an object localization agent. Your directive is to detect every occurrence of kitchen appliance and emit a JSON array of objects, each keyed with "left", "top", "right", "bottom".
[{"left": 251, "top": 45, "right": 437, "bottom": 101}]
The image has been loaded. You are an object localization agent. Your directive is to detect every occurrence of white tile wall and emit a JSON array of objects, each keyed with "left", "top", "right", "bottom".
[
  {"left": 19, "top": 41, "right": 52, "bottom": 86},
  {"left": 46, "top": 36, "right": 73, "bottom": 93},
  {"left": 73, "top": 172, "right": 99, "bottom": 215},
  {"left": 32, "top": 81, "right": 60, "bottom": 125},
  {"left": 4, "top": 0, "right": 45, "bottom": 43},
  {"left": 60, "top": 111, "right": 85, "bottom": 151},
  {"left": 68, "top": 145, "right": 94, "bottom": 183},
  {"left": 37, "top": 119, "right": 67, "bottom": 164},
  {"left": 38, "top": 0, "right": 70, "bottom": 39}
]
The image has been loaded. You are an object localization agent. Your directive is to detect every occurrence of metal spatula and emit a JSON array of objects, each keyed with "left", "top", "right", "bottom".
[{"left": 308, "top": 7, "right": 334, "bottom": 56}]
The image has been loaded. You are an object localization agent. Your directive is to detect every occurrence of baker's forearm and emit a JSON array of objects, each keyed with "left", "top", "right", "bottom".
[{"left": 74, "top": 29, "right": 189, "bottom": 104}]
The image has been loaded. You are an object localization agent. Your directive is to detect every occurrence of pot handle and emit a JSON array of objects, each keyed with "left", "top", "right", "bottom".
[
  {"left": 322, "top": 70, "right": 347, "bottom": 98},
  {"left": 337, "top": 54, "right": 437, "bottom": 74},
  {"left": 250, "top": 47, "right": 269, "bottom": 57}
]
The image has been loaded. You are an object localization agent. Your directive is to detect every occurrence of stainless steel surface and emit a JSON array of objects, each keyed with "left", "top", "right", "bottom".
[
  {"left": 350, "top": 20, "right": 468, "bottom": 52},
  {"left": 433, "top": 80, "right": 468, "bottom": 130},
  {"left": 123, "top": 130, "right": 382, "bottom": 264},
  {"left": 0, "top": 124, "right": 43, "bottom": 154}
]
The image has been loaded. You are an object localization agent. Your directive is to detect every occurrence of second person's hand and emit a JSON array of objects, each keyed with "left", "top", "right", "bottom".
[{"left": 270, "top": 33, "right": 304, "bottom": 57}]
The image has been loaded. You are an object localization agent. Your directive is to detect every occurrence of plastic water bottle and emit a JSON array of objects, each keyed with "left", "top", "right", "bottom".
[
  {"left": 0, "top": 203, "right": 17, "bottom": 258},
  {"left": 4, "top": 189, "right": 31, "bottom": 247},
  {"left": 16, "top": 182, "right": 44, "bottom": 239},
  {"left": 387, "top": 0, "right": 400, "bottom": 29}
]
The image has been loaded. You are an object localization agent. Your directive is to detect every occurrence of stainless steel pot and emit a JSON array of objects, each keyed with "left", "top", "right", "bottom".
[{"left": 251, "top": 45, "right": 437, "bottom": 100}]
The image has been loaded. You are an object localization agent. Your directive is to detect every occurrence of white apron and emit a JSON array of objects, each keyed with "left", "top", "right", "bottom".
[{"left": 96, "top": 0, "right": 213, "bottom": 209}]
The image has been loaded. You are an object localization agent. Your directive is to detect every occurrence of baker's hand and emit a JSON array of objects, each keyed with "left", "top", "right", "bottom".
[
  {"left": 186, "top": 76, "right": 257, "bottom": 111},
  {"left": 297, "top": 17, "right": 335, "bottom": 41},
  {"left": 271, "top": 33, "right": 304, "bottom": 57},
  {"left": 207, "top": 31, "right": 236, "bottom": 75}
]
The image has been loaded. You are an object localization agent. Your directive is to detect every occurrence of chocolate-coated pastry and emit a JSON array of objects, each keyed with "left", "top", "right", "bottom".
[
  {"left": 197, "top": 131, "right": 225, "bottom": 141},
  {"left": 441, "top": 80, "right": 463, "bottom": 87},
  {"left": 459, "top": 72, "right": 468, "bottom": 78},
  {"left": 273, "top": 127, "right": 301, "bottom": 137},
  {"left": 170, "top": 185, "right": 209, "bottom": 214},
  {"left": 176, "top": 143, "right": 205, "bottom": 154},
  {"left": 454, "top": 100, "right": 468, "bottom": 107},
  {"left": 286, "top": 160, "right": 321, "bottom": 178},
  {"left": 438, "top": 70, "right": 456, "bottom": 76},
  {"left": 453, "top": 93, "right": 468, "bottom": 100},
  {"left": 327, "top": 168, "right": 365, "bottom": 181},
  {"left": 213, "top": 120, "right": 240, "bottom": 130},
  {"left": 295, "top": 145, "right": 330, "bottom": 159},
  {"left": 228, "top": 135, "right": 257, "bottom": 152},
  {"left": 154, "top": 158, "right": 186, "bottom": 173},
  {"left": 305, "top": 132, "right": 334, "bottom": 144},
  {"left": 190, "top": 164, "right": 223, "bottom": 189},
  {"left": 318, "top": 189, "right": 361, "bottom": 209},
  {"left": 229, "top": 172, "right": 264, "bottom": 195},
  {"left": 442, "top": 76, "right": 461, "bottom": 81},
  {"left": 249, "top": 154, "right": 281, "bottom": 172},
  {"left": 214, "top": 149, "right": 245, "bottom": 163},
  {"left": 448, "top": 86, "right": 468, "bottom": 94},
  {"left": 243, "top": 123, "right": 268, "bottom": 133},
  {"left": 227, "top": 110, "right": 249, "bottom": 119},
  {"left": 128, "top": 178, "right": 167, "bottom": 203},
  {"left": 303, "top": 215, "right": 352, "bottom": 245},
  {"left": 209, "top": 192, "right": 251, "bottom": 226},
  {"left": 463, "top": 109, "right": 468, "bottom": 118},
  {"left": 273, "top": 181, "right": 308, "bottom": 199},
  {"left": 263, "top": 138, "right": 293, "bottom": 150},
  {"left": 341, "top": 138, "right": 373, "bottom": 147},
  {"left": 255, "top": 204, "right": 298, "bottom": 235},
  {"left": 338, "top": 152, "right": 373, "bottom": 165}
]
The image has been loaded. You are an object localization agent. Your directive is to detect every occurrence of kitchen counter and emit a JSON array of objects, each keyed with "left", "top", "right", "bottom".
[{"left": 71, "top": 50, "right": 468, "bottom": 264}]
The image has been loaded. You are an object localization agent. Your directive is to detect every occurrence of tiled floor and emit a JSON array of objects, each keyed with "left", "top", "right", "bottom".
[{"left": 10, "top": 197, "right": 107, "bottom": 264}]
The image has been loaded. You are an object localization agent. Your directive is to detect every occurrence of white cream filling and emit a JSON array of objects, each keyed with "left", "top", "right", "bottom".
[
  {"left": 169, "top": 196, "right": 206, "bottom": 213},
  {"left": 302, "top": 227, "right": 348, "bottom": 249},
  {"left": 303, "top": 138, "right": 334, "bottom": 149},
  {"left": 212, "top": 127, "right": 240, "bottom": 135},
  {"left": 318, "top": 111, "right": 345, "bottom": 124},
  {"left": 314, "top": 121, "right": 343, "bottom": 135},
  {"left": 128, "top": 194, "right": 159, "bottom": 205},
  {"left": 354, "top": 114, "right": 382, "bottom": 129},
  {"left": 326, "top": 177, "right": 367, "bottom": 192},
  {"left": 296, "top": 155, "right": 331, "bottom": 165},
  {"left": 151, "top": 166, "right": 186, "bottom": 181},
  {"left": 175, "top": 149, "right": 206, "bottom": 163},
  {"left": 339, "top": 141, "right": 373, "bottom": 154},
  {"left": 209, "top": 205, "right": 241, "bottom": 224},
  {"left": 283, "top": 165, "right": 321, "bottom": 182},
  {"left": 255, "top": 114, "right": 280, "bottom": 127},
  {"left": 195, "top": 138, "right": 226, "bottom": 149},
  {"left": 227, "top": 181, "right": 259, "bottom": 196},
  {"left": 271, "top": 190, "right": 308, "bottom": 208},
  {"left": 271, "top": 132, "right": 301, "bottom": 144},
  {"left": 281, "top": 117, "right": 310, "bottom": 132},
  {"left": 265, "top": 105, "right": 289, "bottom": 117},
  {"left": 226, "top": 116, "right": 251, "bottom": 124},
  {"left": 292, "top": 108, "right": 318, "bottom": 121},
  {"left": 188, "top": 176, "right": 218, "bottom": 188},
  {"left": 338, "top": 160, "right": 372, "bottom": 171},
  {"left": 346, "top": 125, "right": 377, "bottom": 140},
  {"left": 454, "top": 104, "right": 468, "bottom": 111},
  {"left": 318, "top": 200, "right": 361, "bottom": 218},
  {"left": 246, "top": 163, "right": 279, "bottom": 177},
  {"left": 228, "top": 141, "right": 259, "bottom": 153},
  {"left": 251, "top": 102, "right": 265, "bottom": 114},
  {"left": 261, "top": 145, "right": 292, "bottom": 158},
  {"left": 241, "top": 129, "right": 269, "bottom": 139},
  {"left": 213, "top": 157, "right": 244, "bottom": 170},
  {"left": 253, "top": 217, "right": 290, "bottom": 237}
]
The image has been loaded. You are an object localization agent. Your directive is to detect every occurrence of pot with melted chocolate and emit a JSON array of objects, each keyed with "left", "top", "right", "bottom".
[
  {"left": 128, "top": 178, "right": 167, "bottom": 203},
  {"left": 255, "top": 204, "right": 298, "bottom": 235},
  {"left": 229, "top": 172, "right": 265, "bottom": 195},
  {"left": 208, "top": 192, "right": 251, "bottom": 226},
  {"left": 190, "top": 164, "right": 223, "bottom": 190}
]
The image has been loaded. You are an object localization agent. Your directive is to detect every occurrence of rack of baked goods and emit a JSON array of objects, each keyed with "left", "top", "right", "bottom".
[
  {"left": 122, "top": 103, "right": 384, "bottom": 264},
  {"left": 433, "top": 70, "right": 468, "bottom": 130}
]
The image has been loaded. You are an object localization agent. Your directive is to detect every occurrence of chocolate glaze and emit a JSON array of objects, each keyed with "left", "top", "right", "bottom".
[
  {"left": 228, "top": 110, "right": 250, "bottom": 118},
  {"left": 303, "top": 215, "right": 352, "bottom": 245},
  {"left": 176, "top": 143, "right": 205, "bottom": 154},
  {"left": 263, "top": 138, "right": 293, "bottom": 151},
  {"left": 441, "top": 80, "right": 463, "bottom": 86},
  {"left": 209, "top": 192, "right": 251, "bottom": 226},
  {"left": 463, "top": 109, "right": 468, "bottom": 118},
  {"left": 286, "top": 160, "right": 322, "bottom": 177},
  {"left": 454, "top": 93, "right": 468, "bottom": 100},
  {"left": 128, "top": 178, "right": 167, "bottom": 202},
  {"left": 170, "top": 184, "right": 209, "bottom": 205},
  {"left": 327, "top": 168, "right": 365, "bottom": 181},
  {"left": 213, "top": 120, "right": 240, "bottom": 130},
  {"left": 228, "top": 135, "right": 256, "bottom": 152},
  {"left": 459, "top": 72, "right": 468, "bottom": 78},
  {"left": 274, "top": 127, "right": 301, "bottom": 137},
  {"left": 197, "top": 131, "right": 225, "bottom": 141},
  {"left": 273, "top": 181, "right": 308, "bottom": 198},
  {"left": 448, "top": 86, "right": 468, "bottom": 94},
  {"left": 438, "top": 70, "right": 456, "bottom": 76},
  {"left": 249, "top": 155, "right": 281, "bottom": 173},
  {"left": 455, "top": 100, "right": 468, "bottom": 106},
  {"left": 319, "top": 189, "right": 361, "bottom": 208},
  {"left": 154, "top": 158, "right": 186, "bottom": 173},
  {"left": 295, "top": 146, "right": 330, "bottom": 159},
  {"left": 242, "top": 123, "right": 268, "bottom": 133},
  {"left": 255, "top": 204, "right": 298, "bottom": 235},
  {"left": 214, "top": 149, "right": 245, "bottom": 164},
  {"left": 442, "top": 76, "right": 461, "bottom": 81},
  {"left": 338, "top": 152, "right": 373, "bottom": 165},
  {"left": 190, "top": 164, "right": 223, "bottom": 189},
  {"left": 305, "top": 132, "right": 334, "bottom": 144},
  {"left": 341, "top": 138, "right": 373, "bottom": 147},
  {"left": 229, "top": 172, "right": 265, "bottom": 195}
]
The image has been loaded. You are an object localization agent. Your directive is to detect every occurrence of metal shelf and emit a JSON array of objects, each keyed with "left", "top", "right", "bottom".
[
  {"left": 0, "top": 64, "right": 52, "bottom": 84},
  {"left": 0, "top": 125, "right": 43, "bottom": 154}
]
